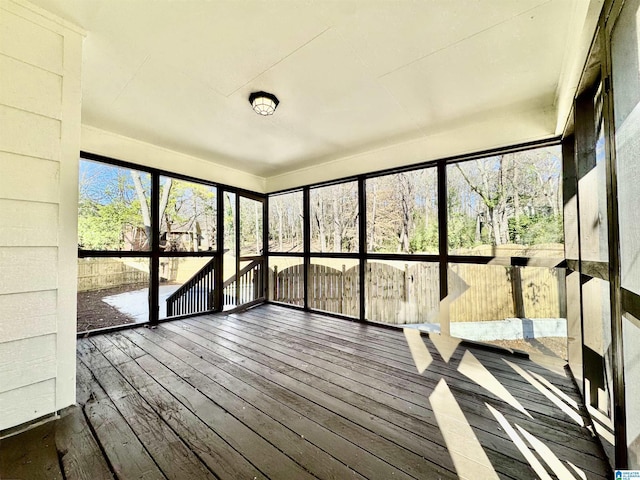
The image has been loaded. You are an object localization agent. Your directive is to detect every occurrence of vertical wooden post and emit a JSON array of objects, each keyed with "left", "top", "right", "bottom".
[
  {"left": 341, "top": 264, "right": 346, "bottom": 314},
  {"left": 150, "top": 174, "right": 160, "bottom": 325},
  {"left": 404, "top": 264, "right": 409, "bottom": 303},
  {"left": 437, "top": 162, "right": 450, "bottom": 335},
  {"left": 273, "top": 265, "right": 278, "bottom": 302},
  {"left": 303, "top": 187, "right": 310, "bottom": 310},
  {"left": 511, "top": 265, "right": 525, "bottom": 318},
  {"left": 358, "top": 176, "right": 366, "bottom": 321}
]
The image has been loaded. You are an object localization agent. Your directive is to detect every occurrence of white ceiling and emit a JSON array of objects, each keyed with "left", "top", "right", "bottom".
[{"left": 30, "top": 0, "right": 599, "bottom": 181}]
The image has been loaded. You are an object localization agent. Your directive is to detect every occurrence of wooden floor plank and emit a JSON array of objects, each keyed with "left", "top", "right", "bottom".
[
  {"left": 190, "top": 314, "right": 594, "bottom": 445},
  {"left": 241, "top": 307, "right": 580, "bottom": 398},
  {"left": 144, "top": 324, "right": 459, "bottom": 480},
  {"left": 252, "top": 304, "right": 573, "bottom": 386},
  {"left": 88, "top": 334, "right": 320, "bottom": 480},
  {"left": 162, "top": 320, "right": 510, "bottom": 479},
  {"left": 82, "top": 337, "right": 220, "bottom": 480},
  {"left": 93, "top": 335, "right": 271, "bottom": 480},
  {"left": 230, "top": 309, "right": 592, "bottom": 432},
  {"left": 1, "top": 304, "right": 611, "bottom": 480},
  {"left": 189, "top": 314, "right": 608, "bottom": 477},
  {"left": 0, "top": 420, "right": 63, "bottom": 480},
  {"left": 220, "top": 310, "right": 597, "bottom": 443},
  {"left": 119, "top": 328, "right": 418, "bottom": 480},
  {"left": 76, "top": 349, "right": 168, "bottom": 480},
  {"left": 55, "top": 406, "right": 114, "bottom": 480},
  {"left": 124, "top": 337, "right": 367, "bottom": 480},
  {"left": 182, "top": 315, "right": 607, "bottom": 478}
]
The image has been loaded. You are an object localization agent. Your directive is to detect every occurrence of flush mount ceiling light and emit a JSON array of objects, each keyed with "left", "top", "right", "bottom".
[{"left": 249, "top": 91, "right": 279, "bottom": 116}]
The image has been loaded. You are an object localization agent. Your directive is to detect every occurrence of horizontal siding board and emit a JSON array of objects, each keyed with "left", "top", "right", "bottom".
[
  {"left": 0, "top": 54, "right": 62, "bottom": 119},
  {"left": 0, "top": 7, "right": 63, "bottom": 74},
  {"left": 0, "top": 247, "right": 58, "bottom": 294},
  {"left": 0, "top": 200, "right": 58, "bottom": 246},
  {"left": 0, "top": 334, "right": 57, "bottom": 393},
  {"left": 0, "top": 105, "right": 61, "bottom": 161},
  {"left": 0, "top": 378, "right": 56, "bottom": 430},
  {"left": 0, "top": 153, "right": 60, "bottom": 203},
  {"left": 0, "top": 290, "right": 57, "bottom": 343}
]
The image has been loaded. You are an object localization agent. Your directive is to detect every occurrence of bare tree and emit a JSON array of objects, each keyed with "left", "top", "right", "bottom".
[{"left": 130, "top": 172, "right": 172, "bottom": 248}]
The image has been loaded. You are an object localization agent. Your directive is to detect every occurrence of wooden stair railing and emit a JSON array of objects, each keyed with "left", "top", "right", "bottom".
[
  {"left": 221, "top": 259, "right": 263, "bottom": 308},
  {"left": 166, "top": 257, "right": 217, "bottom": 317}
]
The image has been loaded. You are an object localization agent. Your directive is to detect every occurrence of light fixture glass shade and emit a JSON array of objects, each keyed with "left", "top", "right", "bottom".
[{"left": 249, "top": 91, "right": 279, "bottom": 116}]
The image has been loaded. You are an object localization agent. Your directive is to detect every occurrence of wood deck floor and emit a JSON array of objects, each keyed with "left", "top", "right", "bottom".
[{"left": 1, "top": 304, "right": 611, "bottom": 480}]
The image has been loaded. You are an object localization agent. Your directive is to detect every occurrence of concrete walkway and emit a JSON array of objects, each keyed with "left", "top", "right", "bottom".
[
  {"left": 404, "top": 317, "right": 567, "bottom": 341},
  {"left": 103, "top": 285, "right": 180, "bottom": 323}
]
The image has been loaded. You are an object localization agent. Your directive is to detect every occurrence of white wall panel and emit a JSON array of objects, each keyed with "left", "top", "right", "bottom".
[
  {"left": 55, "top": 17, "right": 83, "bottom": 410},
  {"left": 0, "top": 54, "right": 62, "bottom": 119},
  {"left": 0, "top": 200, "right": 58, "bottom": 246},
  {"left": 0, "top": 334, "right": 56, "bottom": 393},
  {"left": 0, "top": 379, "right": 56, "bottom": 430},
  {"left": 0, "top": 105, "right": 61, "bottom": 161},
  {"left": 0, "top": 0, "right": 83, "bottom": 431},
  {"left": 0, "top": 153, "right": 60, "bottom": 203},
  {"left": 0, "top": 247, "right": 57, "bottom": 295},
  {"left": 0, "top": 290, "right": 57, "bottom": 343},
  {"left": 0, "top": 6, "right": 62, "bottom": 73}
]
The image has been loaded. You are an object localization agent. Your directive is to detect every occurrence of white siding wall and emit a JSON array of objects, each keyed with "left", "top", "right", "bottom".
[{"left": 0, "top": 0, "right": 82, "bottom": 430}]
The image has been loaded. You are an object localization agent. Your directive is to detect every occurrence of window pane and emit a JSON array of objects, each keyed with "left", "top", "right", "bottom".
[
  {"left": 447, "top": 146, "right": 563, "bottom": 256},
  {"left": 160, "top": 257, "right": 215, "bottom": 319},
  {"left": 366, "top": 169, "right": 438, "bottom": 254},
  {"left": 77, "top": 257, "right": 149, "bottom": 331},
  {"left": 612, "top": 1, "right": 640, "bottom": 294},
  {"left": 310, "top": 182, "right": 359, "bottom": 253},
  {"left": 613, "top": 0, "right": 640, "bottom": 466},
  {"left": 79, "top": 160, "right": 151, "bottom": 251},
  {"left": 159, "top": 177, "right": 217, "bottom": 252},
  {"left": 224, "top": 192, "right": 236, "bottom": 253},
  {"left": 239, "top": 196, "right": 263, "bottom": 256},
  {"left": 269, "top": 256, "right": 304, "bottom": 306},
  {"left": 577, "top": 85, "right": 609, "bottom": 263},
  {"left": 223, "top": 192, "right": 236, "bottom": 308},
  {"left": 308, "top": 258, "right": 359, "bottom": 317},
  {"left": 448, "top": 263, "right": 567, "bottom": 359},
  {"left": 268, "top": 191, "right": 303, "bottom": 253},
  {"left": 365, "top": 260, "right": 439, "bottom": 327}
]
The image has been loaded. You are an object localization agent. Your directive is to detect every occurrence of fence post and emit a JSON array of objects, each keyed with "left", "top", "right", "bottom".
[
  {"left": 273, "top": 265, "right": 278, "bottom": 302},
  {"left": 511, "top": 265, "right": 525, "bottom": 318},
  {"left": 404, "top": 264, "right": 409, "bottom": 303},
  {"left": 341, "top": 264, "right": 345, "bottom": 314}
]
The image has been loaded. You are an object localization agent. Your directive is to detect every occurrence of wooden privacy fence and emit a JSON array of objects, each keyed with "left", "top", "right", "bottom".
[
  {"left": 270, "top": 263, "right": 304, "bottom": 307},
  {"left": 270, "top": 261, "right": 566, "bottom": 325},
  {"left": 449, "top": 264, "right": 566, "bottom": 322},
  {"left": 78, "top": 257, "right": 211, "bottom": 293},
  {"left": 78, "top": 258, "right": 149, "bottom": 292},
  {"left": 365, "top": 263, "right": 440, "bottom": 324}
]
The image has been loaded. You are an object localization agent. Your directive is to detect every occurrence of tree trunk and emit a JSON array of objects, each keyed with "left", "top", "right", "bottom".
[
  {"left": 277, "top": 202, "right": 283, "bottom": 251},
  {"left": 315, "top": 196, "right": 326, "bottom": 252},
  {"left": 369, "top": 183, "right": 377, "bottom": 251},
  {"left": 131, "top": 171, "right": 152, "bottom": 247},
  {"left": 333, "top": 197, "right": 341, "bottom": 252},
  {"left": 490, "top": 206, "right": 502, "bottom": 246}
]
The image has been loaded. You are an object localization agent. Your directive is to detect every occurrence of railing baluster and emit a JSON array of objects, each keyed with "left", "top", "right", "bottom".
[{"left": 167, "top": 259, "right": 262, "bottom": 316}]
